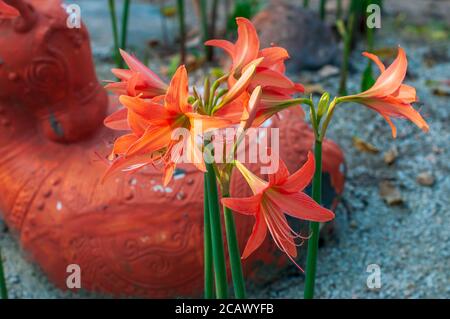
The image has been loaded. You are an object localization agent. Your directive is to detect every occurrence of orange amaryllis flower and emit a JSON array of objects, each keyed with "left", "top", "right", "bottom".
[
  {"left": 105, "top": 49, "right": 168, "bottom": 98},
  {"left": 105, "top": 65, "right": 230, "bottom": 185},
  {"left": 221, "top": 152, "right": 335, "bottom": 268},
  {"left": 206, "top": 17, "right": 304, "bottom": 115},
  {"left": 340, "top": 47, "right": 429, "bottom": 137},
  {"left": 0, "top": 0, "right": 19, "bottom": 18}
]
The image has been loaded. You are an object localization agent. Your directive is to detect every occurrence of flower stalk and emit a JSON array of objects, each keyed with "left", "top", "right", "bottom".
[
  {"left": 203, "top": 174, "right": 214, "bottom": 299},
  {"left": 0, "top": 248, "right": 7, "bottom": 299},
  {"left": 222, "top": 191, "right": 247, "bottom": 299},
  {"left": 205, "top": 162, "right": 228, "bottom": 298},
  {"left": 303, "top": 140, "right": 322, "bottom": 299}
]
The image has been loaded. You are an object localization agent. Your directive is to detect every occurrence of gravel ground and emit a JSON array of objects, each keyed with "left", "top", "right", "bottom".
[{"left": 0, "top": 2, "right": 449, "bottom": 299}]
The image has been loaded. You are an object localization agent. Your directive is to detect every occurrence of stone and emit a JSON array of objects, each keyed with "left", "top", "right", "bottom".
[
  {"left": 353, "top": 137, "right": 380, "bottom": 154},
  {"left": 317, "top": 65, "right": 340, "bottom": 79},
  {"left": 384, "top": 147, "right": 399, "bottom": 165},
  {"left": 379, "top": 181, "right": 403, "bottom": 206},
  {"left": 252, "top": 0, "right": 339, "bottom": 70},
  {"left": 416, "top": 172, "right": 435, "bottom": 186}
]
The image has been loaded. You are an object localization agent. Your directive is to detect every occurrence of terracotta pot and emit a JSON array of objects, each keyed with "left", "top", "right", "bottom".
[{"left": 0, "top": 0, "right": 345, "bottom": 297}]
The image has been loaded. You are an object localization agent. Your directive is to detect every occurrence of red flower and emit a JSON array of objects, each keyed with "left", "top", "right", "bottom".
[
  {"left": 104, "top": 65, "right": 230, "bottom": 185},
  {"left": 340, "top": 47, "right": 429, "bottom": 137},
  {"left": 206, "top": 18, "right": 305, "bottom": 123},
  {"left": 105, "top": 49, "right": 168, "bottom": 99},
  {"left": 221, "top": 152, "right": 334, "bottom": 268}
]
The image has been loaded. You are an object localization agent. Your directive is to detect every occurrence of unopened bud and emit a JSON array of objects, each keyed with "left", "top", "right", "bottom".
[{"left": 317, "top": 92, "right": 330, "bottom": 117}]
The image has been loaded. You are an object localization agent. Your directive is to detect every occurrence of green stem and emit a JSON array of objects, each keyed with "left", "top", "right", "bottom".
[
  {"left": 303, "top": 0, "right": 309, "bottom": 8},
  {"left": 177, "top": 0, "right": 186, "bottom": 65},
  {"left": 108, "top": 0, "right": 121, "bottom": 68},
  {"left": 203, "top": 174, "right": 214, "bottom": 299},
  {"left": 338, "top": 13, "right": 355, "bottom": 96},
  {"left": 199, "top": 0, "right": 211, "bottom": 59},
  {"left": 208, "top": 0, "right": 219, "bottom": 61},
  {"left": 336, "top": 0, "right": 342, "bottom": 19},
  {"left": 222, "top": 192, "right": 246, "bottom": 299},
  {"left": 205, "top": 163, "right": 228, "bottom": 298},
  {"left": 120, "top": 0, "right": 131, "bottom": 68},
  {"left": 304, "top": 140, "right": 323, "bottom": 299},
  {"left": 320, "top": 0, "right": 327, "bottom": 20},
  {"left": 0, "top": 247, "right": 8, "bottom": 299},
  {"left": 365, "top": 0, "right": 375, "bottom": 51}
]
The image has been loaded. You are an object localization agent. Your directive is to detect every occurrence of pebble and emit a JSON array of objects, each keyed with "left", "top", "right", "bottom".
[
  {"left": 416, "top": 172, "right": 435, "bottom": 187},
  {"left": 379, "top": 181, "right": 403, "bottom": 206},
  {"left": 384, "top": 147, "right": 399, "bottom": 165}
]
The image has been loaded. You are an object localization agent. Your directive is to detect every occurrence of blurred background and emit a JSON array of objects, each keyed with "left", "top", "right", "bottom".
[{"left": 0, "top": 0, "right": 449, "bottom": 298}]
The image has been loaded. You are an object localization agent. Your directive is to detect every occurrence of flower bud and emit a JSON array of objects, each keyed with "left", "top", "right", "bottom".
[{"left": 317, "top": 92, "right": 330, "bottom": 118}]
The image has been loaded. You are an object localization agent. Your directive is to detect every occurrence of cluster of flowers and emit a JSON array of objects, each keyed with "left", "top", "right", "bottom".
[
  {"left": 104, "top": 17, "right": 428, "bottom": 264},
  {"left": 105, "top": 18, "right": 335, "bottom": 262}
]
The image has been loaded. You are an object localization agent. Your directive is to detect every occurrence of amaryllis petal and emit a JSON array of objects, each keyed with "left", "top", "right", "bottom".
[
  {"left": 188, "top": 113, "right": 232, "bottom": 131},
  {"left": 204, "top": 39, "right": 235, "bottom": 59},
  {"left": 104, "top": 108, "right": 129, "bottom": 130},
  {"left": 362, "top": 51, "right": 386, "bottom": 72},
  {"left": 221, "top": 194, "right": 262, "bottom": 216},
  {"left": 126, "top": 125, "right": 172, "bottom": 156},
  {"left": 125, "top": 72, "right": 140, "bottom": 96},
  {"left": 268, "top": 157, "right": 289, "bottom": 185},
  {"left": 165, "top": 65, "right": 190, "bottom": 114},
  {"left": 120, "top": 95, "right": 172, "bottom": 125},
  {"left": 240, "top": 86, "right": 262, "bottom": 130},
  {"left": 363, "top": 47, "right": 407, "bottom": 97},
  {"left": 241, "top": 212, "right": 267, "bottom": 259},
  {"left": 392, "top": 84, "right": 417, "bottom": 104},
  {"left": 127, "top": 110, "right": 149, "bottom": 136},
  {"left": 259, "top": 47, "right": 289, "bottom": 69},
  {"left": 222, "top": 58, "right": 263, "bottom": 105},
  {"left": 163, "top": 162, "right": 176, "bottom": 186},
  {"left": 363, "top": 96, "right": 429, "bottom": 135},
  {"left": 111, "top": 68, "right": 132, "bottom": 80},
  {"left": 381, "top": 114, "right": 398, "bottom": 138},
  {"left": 119, "top": 49, "right": 167, "bottom": 91},
  {"left": 281, "top": 151, "right": 315, "bottom": 193},
  {"left": 251, "top": 68, "right": 295, "bottom": 90},
  {"left": 267, "top": 191, "right": 335, "bottom": 222},
  {"left": 214, "top": 92, "right": 249, "bottom": 124},
  {"left": 234, "top": 17, "right": 260, "bottom": 71},
  {"left": 235, "top": 161, "right": 268, "bottom": 194},
  {"left": 112, "top": 134, "right": 139, "bottom": 155}
]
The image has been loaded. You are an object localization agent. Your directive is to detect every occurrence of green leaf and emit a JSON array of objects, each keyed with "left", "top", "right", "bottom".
[{"left": 361, "top": 61, "right": 376, "bottom": 91}]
